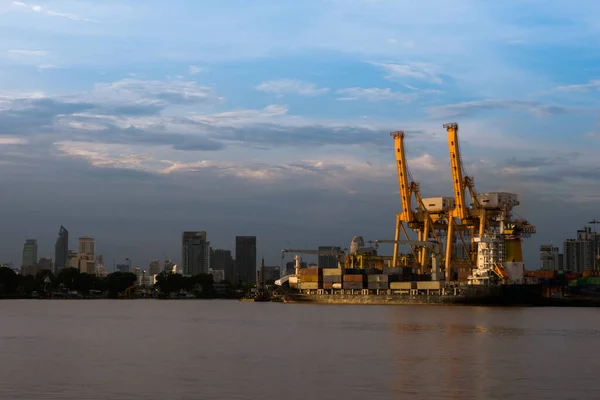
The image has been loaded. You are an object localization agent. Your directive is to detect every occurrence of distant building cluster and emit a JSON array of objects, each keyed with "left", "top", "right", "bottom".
[
  {"left": 6, "top": 225, "right": 352, "bottom": 285},
  {"left": 181, "top": 231, "right": 268, "bottom": 283},
  {"left": 540, "top": 224, "right": 600, "bottom": 272},
  {"left": 18, "top": 226, "right": 108, "bottom": 278}
]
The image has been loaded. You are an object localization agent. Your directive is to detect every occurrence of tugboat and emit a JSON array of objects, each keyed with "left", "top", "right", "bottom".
[{"left": 240, "top": 258, "right": 271, "bottom": 302}]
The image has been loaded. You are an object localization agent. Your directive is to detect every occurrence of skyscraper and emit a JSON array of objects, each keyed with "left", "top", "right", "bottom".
[
  {"left": 181, "top": 231, "right": 210, "bottom": 276},
  {"left": 22, "top": 239, "right": 38, "bottom": 267},
  {"left": 54, "top": 225, "right": 69, "bottom": 274},
  {"left": 235, "top": 236, "right": 256, "bottom": 283},
  {"left": 212, "top": 249, "right": 234, "bottom": 281},
  {"left": 318, "top": 246, "right": 342, "bottom": 269},
  {"left": 78, "top": 236, "right": 95, "bottom": 259},
  {"left": 540, "top": 244, "right": 560, "bottom": 270}
]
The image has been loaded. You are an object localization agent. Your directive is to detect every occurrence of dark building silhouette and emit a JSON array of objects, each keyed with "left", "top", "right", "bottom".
[
  {"left": 235, "top": 236, "right": 256, "bottom": 283},
  {"left": 212, "top": 249, "right": 234, "bottom": 281},
  {"left": 54, "top": 225, "right": 69, "bottom": 274},
  {"left": 318, "top": 246, "right": 342, "bottom": 268},
  {"left": 182, "top": 231, "right": 210, "bottom": 276}
]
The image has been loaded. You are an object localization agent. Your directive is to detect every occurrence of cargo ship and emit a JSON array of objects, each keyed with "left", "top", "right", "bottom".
[{"left": 272, "top": 233, "right": 554, "bottom": 307}]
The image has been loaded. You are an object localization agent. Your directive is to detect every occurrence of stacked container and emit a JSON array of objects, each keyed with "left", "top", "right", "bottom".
[
  {"left": 390, "top": 281, "right": 416, "bottom": 290},
  {"left": 298, "top": 267, "right": 322, "bottom": 290},
  {"left": 367, "top": 274, "right": 389, "bottom": 290},
  {"left": 322, "top": 268, "right": 342, "bottom": 290},
  {"left": 343, "top": 273, "right": 364, "bottom": 290}
]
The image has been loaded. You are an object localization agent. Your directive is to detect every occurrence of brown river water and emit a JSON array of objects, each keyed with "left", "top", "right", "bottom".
[{"left": 1, "top": 300, "right": 599, "bottom": 400}]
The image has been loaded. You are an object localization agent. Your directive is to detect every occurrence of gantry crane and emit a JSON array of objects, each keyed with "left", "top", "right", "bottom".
[
  {"left": 375, "top": 239, "right": 443, "bottom": 280},
  {"left": 390, "top": 131, "right": 440, "bottom": 272},
  {"left": 444, "top": 122, "right": 484, "bottom": 279}
]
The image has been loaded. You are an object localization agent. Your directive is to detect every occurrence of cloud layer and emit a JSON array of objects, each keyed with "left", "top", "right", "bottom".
[{"left": 1, "top": 0, "right": 599, "bottom": 269}]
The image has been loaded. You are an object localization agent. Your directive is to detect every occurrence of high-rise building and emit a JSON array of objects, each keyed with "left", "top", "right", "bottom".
[
  {"left": 54, "top": 226, "right": 69, "bottom": 274},
  {"left": 182, "top": 231, "right": 210, "bottom": 276},
  {"left": 149, "top": 260, "right": 161, "bottom": 276},
  {"left": 263, "top": 266, "right": 281, "bottom": 281},
  {"left": 38, "top": 257, "right": 52, "bottom": 271},
  {"left": 540, "top": 244, "right": 560, "bottom": 270},
  {"left": 211, "top": 249, "right": 234, "bottom": 280},
  {"left": 318, "top": 246, "right": 341, "bottom": 269},
  {"left": 22, "top": 239, "right": 38, "bottom": 267},
  {"left": 563, "top": 226, "right": 600, "bottom": 272},
  {"left": 78, "top": 237, "right": 95, "bottom": 259},
  {"left": 116, "top": 264, "right": 130, "bottom": 273},
  {"left": 235, "top": 236, "right": 256, "bottom": 283}
]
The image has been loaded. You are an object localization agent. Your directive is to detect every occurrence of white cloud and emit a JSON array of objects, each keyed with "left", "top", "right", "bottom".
[
  {"left": 336, "top": 87, "right": 414, "bottom": 102},
  {"left": 408, "top": 154, "right": 439, "bottom": 171},
  {"left": 12, "top": 1, "right": 98, "bottom": 22},
  {"left": 370, "top": 62, "right": 442, "bottom": 84},
  {"left": 7, "top": 49, "right": 48, "bottom": 56},
  {"left": 188, "top": 66, "right": 203, "bottom": 75},
  {"left": 91, "top": 78, "right": 222, "bottom": 106},
  {"left": 256, "top": 79, "right": 329, "bottom": 96},
  {"left": 53, "top": 140, "right": 391, "bottom": 186},
  {"left": 554, "top": 79, "right": 600, "bottom": 92},
  {"left": 0, "top": 137, "right": 27, "bottom": 145}
]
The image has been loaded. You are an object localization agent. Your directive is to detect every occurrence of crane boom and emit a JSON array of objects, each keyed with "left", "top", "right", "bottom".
[
  {"left": 390, "top": 131, "right": 414, "bottom": 223},
  {"left": 445, "top": 122, "right": 468, "bottom": 220},
  {"left": 374, "top": 239, "right": 441, "bottom": 256}
]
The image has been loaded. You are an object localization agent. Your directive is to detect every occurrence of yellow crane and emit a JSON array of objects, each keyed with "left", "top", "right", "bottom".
[
  {"left": 444, "top": 122, "right": 481, "bottom": 279},
  {"left": 390, "top": 131, "right": 440, "bottom": 272}
]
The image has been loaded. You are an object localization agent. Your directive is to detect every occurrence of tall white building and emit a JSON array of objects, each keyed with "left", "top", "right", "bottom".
[
  {"left": 22, "top": 239, "right": 38, "bottom": 267},
  {"left": 540, "top": 244, "right": 560, "bottom": 270},
  {"left": 563, "top": 227, "right": 600, "bottom": 272},
  {"left": 78, "top": 237, "right": 95, "bottom": 259}
]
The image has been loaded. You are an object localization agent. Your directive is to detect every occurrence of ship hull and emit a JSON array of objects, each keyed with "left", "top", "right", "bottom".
[{"left": 280, "top": 284, "right": 546, "bottom": 306}]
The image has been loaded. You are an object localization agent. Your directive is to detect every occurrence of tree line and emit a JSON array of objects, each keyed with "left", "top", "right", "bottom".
[{"left": 0, "top": 267, "right": 243, "bottom": 299}]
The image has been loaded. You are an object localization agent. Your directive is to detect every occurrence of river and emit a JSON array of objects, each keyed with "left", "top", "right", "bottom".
[{"left": 0, "top": 300, "right": 598, "bottom": 400}]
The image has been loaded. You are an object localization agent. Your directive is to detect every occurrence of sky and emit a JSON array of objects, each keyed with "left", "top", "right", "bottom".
[{"left": 1, "top": 0, "right": 599, "bottom": 270}]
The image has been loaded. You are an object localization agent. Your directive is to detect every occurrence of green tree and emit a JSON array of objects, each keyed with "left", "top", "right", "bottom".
[
  {"left": 105, "top": 272, "right": 137, "bottom": 298},
  {"left": 56, "top": 268, "right": 81, "bottom": 290},
  {"left": 0, "top": 267, "right": 18, "bottom": 296},
  {"left": 35, "top": 270, "right": 55, "bottom": 294},
  {"left": 155, "top": 271, "right": 184, "bottom": 296}
]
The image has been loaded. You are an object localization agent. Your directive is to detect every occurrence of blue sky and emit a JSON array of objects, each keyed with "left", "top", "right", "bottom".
[{"left": 0, "top": 0, "right": 599, "bottom": 268}]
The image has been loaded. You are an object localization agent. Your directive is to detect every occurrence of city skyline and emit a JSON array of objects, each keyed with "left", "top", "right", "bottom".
[{"left": 1, "top": 1, "right": 599, "bottom": 268}]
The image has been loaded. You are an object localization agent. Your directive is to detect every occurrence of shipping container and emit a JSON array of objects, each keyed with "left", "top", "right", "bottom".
[
  {"left": 332, "top": 283, "right": 342, "bottom": 289},
  {"left": 476, "top": 192, "right": 519, "bottom": 209},
  {"left": 344, "top": 268, "right": 364, "bottom": 275},
  {"left": 582, "top": 270, "right": 600, "bottom": 278},
  {"left": 579, "top": 277, "right": 600, "bottom": 286},
  {"left": 323, "top": 275, "right": 342, "bottom": 283},
  {"left": 343, "top": 282, "right": 364, "bottom": 290},
  {"left": 299, "top": 282, "right": 319, "bottom": 290},
  {"left": 322, "top": 282, "right": 333, "bottom": 290},
  {"left": 390, "top": 282, "right": 415, "bottom": 290},
  {"left": 367, "top": 274, "right": 389, "bottom": 282},
  {"left": 527, "top": 270, "right": 556, "bottom": 279},
  {"left": 421, "top": 196, "right": 455, "bottom": 213},
  {"left": 417, "top": 281, "right": 445, "bottom": 290},
  {"left": 343, "top": 275, "right": 364, "bottom": 283},
  {"left": 383, "top": 267, "right": 404, "bottom": 275},
  {"left": 565, "top": 273, "right": 580, "bottom": 280},
  {"left": 368, "top": 282, "right": 389, "bottom": 290},
  {"left": 300, "top": 275, "right": 321, "bottom": 283},
  {"left": 322, "top": 268, "right": 342, "bottom": 276},
  {"left": 299, "top": 268, "right": 322, "bottom": 276}
]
